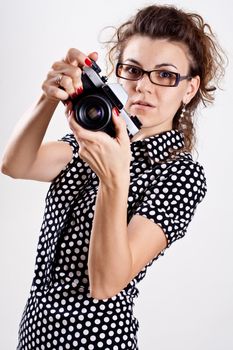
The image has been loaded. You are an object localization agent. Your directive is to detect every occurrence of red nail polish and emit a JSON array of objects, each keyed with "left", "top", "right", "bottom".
[
  {"left": 113, "top": 107, "right": 120, "bottom": 116},
  {"left": 76, "top": 87, "right": 83, "bottom": 95},
  {"left": 71, "top": 92, "right": 77, "bottom": 99},
  {"left": 85, "top": 58, "right": 92, "bottom": 67}
]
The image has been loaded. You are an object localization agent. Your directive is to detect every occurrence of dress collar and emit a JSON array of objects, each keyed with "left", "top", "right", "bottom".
[{"left": 131, "top": 129, "right": 188, "bottom": 165}]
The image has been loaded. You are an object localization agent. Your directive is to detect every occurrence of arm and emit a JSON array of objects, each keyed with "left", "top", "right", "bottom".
[
  {"left": 1, "top": 49, "right": 98, "bottom": 182},
  {"left": 68, "top": 110, "right": 167, "bottom": 299},
  {"left": 85, "top": 123, "right": 206, "bottom": 299},
  {"left": 88, "top": 178, "right": 167, "bottom": 299},
  {"left": 88, "top": 179, "right": 132, "bottom": 298},
  {"left": 0, "top": 94, "right": 72, "bottom": 181}
]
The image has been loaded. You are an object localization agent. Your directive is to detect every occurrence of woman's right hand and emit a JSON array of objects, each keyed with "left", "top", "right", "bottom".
[
  {"left": 42, "top": 49, "right": 98, "bottom": 103},
  {"left": 1, "top": 49, "right": 98, "bottom": 181}
]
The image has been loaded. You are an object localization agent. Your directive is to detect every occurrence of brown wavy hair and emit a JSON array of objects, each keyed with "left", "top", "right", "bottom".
[{"left": 103, "top": 5, "right": 227, "bottom": 153}]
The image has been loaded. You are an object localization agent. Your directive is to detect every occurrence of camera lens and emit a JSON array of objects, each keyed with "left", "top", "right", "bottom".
[
  {"left": 86, "top": 105, "right": 103, "bottom": 120},
  {"left": 74, "top": 94, "right": 112, "bottom": 131}
]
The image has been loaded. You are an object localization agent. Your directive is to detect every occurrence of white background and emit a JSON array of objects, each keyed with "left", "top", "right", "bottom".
[{"left": 0, "top": 0, "right": 232, "bottom": 349}]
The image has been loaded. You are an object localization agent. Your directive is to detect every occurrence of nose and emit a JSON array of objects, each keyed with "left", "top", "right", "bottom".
[{"left": 135, "top": 73, "right": 153, "bottom": 94}]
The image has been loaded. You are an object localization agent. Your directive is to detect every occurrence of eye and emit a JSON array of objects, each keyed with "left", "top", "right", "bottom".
[
  {"left": 153, "top": 70, "right": 177, "bottom": 85},
  {"left": 125, "top": 65, "right": 141, "bottom": 76},
  {"left": 159, "top": 70, "right": 173, "bottom": 78},
  {"left": 117, "top": 64, "right": 142, "bottom": 80}
]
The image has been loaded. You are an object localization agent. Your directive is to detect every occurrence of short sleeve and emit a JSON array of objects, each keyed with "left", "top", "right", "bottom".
[
  {"left": 134, "top": 160, "right": 207, "bottom": 248},
  {"left": 58, "top": 133, "right": 79, "bottom": 161},
  {"left": 54, "top": 133, "right": 91, "bottom": 182}
]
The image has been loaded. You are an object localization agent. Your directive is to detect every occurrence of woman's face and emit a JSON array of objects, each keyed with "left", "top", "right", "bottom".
[{"left": 118, "top": 35, "right": 200, "bottom": 141}]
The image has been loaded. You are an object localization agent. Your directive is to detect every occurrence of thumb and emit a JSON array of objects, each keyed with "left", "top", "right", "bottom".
[
  {"left": 88, "top": 51, "right": 98, "bottom": 62},
  {"left": 112, "top": 107, "right": 128, "bottom": 140}
]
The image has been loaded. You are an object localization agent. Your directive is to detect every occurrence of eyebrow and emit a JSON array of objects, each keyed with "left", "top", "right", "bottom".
[{"left": 125, "top": 58, "right": 178, "bottom": 70}]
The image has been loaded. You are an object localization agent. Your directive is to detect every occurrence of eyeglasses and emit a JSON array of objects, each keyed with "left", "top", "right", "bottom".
[{"left": 116, "top": 63, "right": 192, "bottom": 87}]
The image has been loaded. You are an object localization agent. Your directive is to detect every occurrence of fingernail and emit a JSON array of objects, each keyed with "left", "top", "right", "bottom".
[
  {"left": 71, "top": 92, "right": 77, "bottom": 99},
  {"left": 76, "top": 86, "right": 83, "bottom": 95},
  {"left": 64, "top": 100, "right": 72, "bottom": 108},
  {"left": 85, "top": 57, "right": 92, "bottom": 67},
  {"left": 113, "top": 107, "right": 120, "bottom": 116}
]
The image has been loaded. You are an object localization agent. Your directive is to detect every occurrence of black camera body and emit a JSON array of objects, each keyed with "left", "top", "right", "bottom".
[{"left": 71, "top": 60, "right": 142, "bottom": 138}]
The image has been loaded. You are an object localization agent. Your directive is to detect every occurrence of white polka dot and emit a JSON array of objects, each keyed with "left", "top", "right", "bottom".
[{"left": 17, "top": 131, "right": 206, "bottom": 349}]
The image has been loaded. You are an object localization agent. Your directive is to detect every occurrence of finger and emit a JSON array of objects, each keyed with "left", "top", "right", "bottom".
[
  {"left": 64, "top": 48, "right": 93, "bottom": 68},
  {"left": 88, "top": 51, "right": 98, "bottom": 62},
  {"left": 47, "top": 71, "right": 75, "bottom": 98},
  {"left": 65, "top": 101, "right": 73, "bottom": 116},
  {"left": 67, "top": 110, "right": 94, "bottom": 139},
  {"left": 112, "top": 108, "right": 129, "bottom": 141},
  {"left": 51, "top": 63, "right": 83, "bottom": 94},
  {"left": 58, "top": 74, "right": 78, "bottom": 97},
  {"left": 42, "top": 81, "right": 69, "bottom": 101},
  {"left": 67, "top": 111, "right": 109, "bottom": 142}
]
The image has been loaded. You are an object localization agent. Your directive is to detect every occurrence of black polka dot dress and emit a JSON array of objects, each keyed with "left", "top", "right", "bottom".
[{"left": 17, "top": 129, "right": 207, "bottom": 350}]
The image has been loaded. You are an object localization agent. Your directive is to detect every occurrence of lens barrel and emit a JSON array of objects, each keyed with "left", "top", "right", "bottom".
[{"left": 73, "top": 94, "right": 112, "bottom": 131}]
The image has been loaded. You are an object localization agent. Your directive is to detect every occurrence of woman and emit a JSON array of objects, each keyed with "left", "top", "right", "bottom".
[{"left": 1, "top": 4, "right": 225, "bottom": 350}]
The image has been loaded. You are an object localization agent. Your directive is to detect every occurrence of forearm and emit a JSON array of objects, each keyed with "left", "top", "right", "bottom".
[
  {"left": 88, "top": 178, "right": 132, "bottom": 299},
  {"left": 1, "top": 94, "right": 59, "bottom": 177}
]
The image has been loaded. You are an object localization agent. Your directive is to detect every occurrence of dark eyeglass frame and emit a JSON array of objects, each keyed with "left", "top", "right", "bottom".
[{"left": 116, "top": 63, "right": 192, "bottom": 87}]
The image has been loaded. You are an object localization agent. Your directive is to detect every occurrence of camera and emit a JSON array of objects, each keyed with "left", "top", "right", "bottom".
[{"left": 71, "top": 60, "right": 142, "bottom": 138}]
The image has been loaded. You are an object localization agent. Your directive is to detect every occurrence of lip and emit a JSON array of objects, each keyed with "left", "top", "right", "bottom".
[
  {"left": 131, "top": 99, "right": 155, "bottom": 107},
  {"left": 131, "top": 100, "right": 156, "bottom": 111}
]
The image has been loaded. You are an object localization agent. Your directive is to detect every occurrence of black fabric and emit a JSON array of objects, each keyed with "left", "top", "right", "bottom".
[{"left": 17, "top": 129, "right": 207, "bottom": 350}]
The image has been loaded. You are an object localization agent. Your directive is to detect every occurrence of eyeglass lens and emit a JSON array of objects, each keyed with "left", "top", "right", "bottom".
[{"left": 117, "top": 64, "right": 178, "bottom": 86}]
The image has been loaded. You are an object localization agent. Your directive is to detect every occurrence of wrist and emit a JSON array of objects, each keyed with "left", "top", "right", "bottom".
[
  {"left": 40, "top": 92, "right": 60, "bottom": 108},
  {"left": 100, "top": 174, "right": 130, "bottom": 192}
]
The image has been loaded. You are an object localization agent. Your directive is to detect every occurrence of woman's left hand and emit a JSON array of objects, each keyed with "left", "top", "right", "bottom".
[{"left": 65, "top": 104, "right": 132, "bottom": 185}]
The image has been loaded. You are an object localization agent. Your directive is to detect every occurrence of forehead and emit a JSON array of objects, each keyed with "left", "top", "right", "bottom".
[{"left": 122, "top": 35, "right": 191, "bottom": 71}]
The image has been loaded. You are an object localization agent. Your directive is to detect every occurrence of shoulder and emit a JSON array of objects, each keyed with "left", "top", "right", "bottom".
[
  {"left": 50, "top": 133, "right": 89, "bottom": 183},
  {"left": 169, "top": 152, "right": 205, "bottom": 173},
  {"left": 134, "top": 152, "right": 207, "bottom": 249},
  {"left": 172, "top": 152, "right": 206, "bottom": 180},
  {"left": 165, "top": 152, "right": 207, "bottom": 198},
  {"left": 147, "top": 152, "right": 207, "bottom": 202},
  {"left": 59, "top": 133, "right": 79, "bottom": 154}
]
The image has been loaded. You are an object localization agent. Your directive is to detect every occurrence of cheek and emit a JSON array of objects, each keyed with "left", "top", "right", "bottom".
[
  {"left": 158, "top": 88, "right": 184, "bottom": 110},
  {"left": 120, "top": 80, "right": 135, "bottom": 94}
]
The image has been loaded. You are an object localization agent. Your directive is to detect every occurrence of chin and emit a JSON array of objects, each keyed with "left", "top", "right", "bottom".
[{"left": 131, "top": 110, "right": 156, "bottom": 125}]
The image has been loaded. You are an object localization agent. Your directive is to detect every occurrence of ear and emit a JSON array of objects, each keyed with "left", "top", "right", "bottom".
[{"left": 183, "top": 75, "right": 200, "bottom": 104}]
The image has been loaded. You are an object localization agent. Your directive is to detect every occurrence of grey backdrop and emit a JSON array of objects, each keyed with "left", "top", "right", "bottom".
[{"left": 0, "top": 0, "right": 232, "bottom": 349}]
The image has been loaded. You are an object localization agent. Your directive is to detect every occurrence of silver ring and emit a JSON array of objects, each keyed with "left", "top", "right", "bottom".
[{"left": 55, "top": 74, "right": 63, "bottom": 86}]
